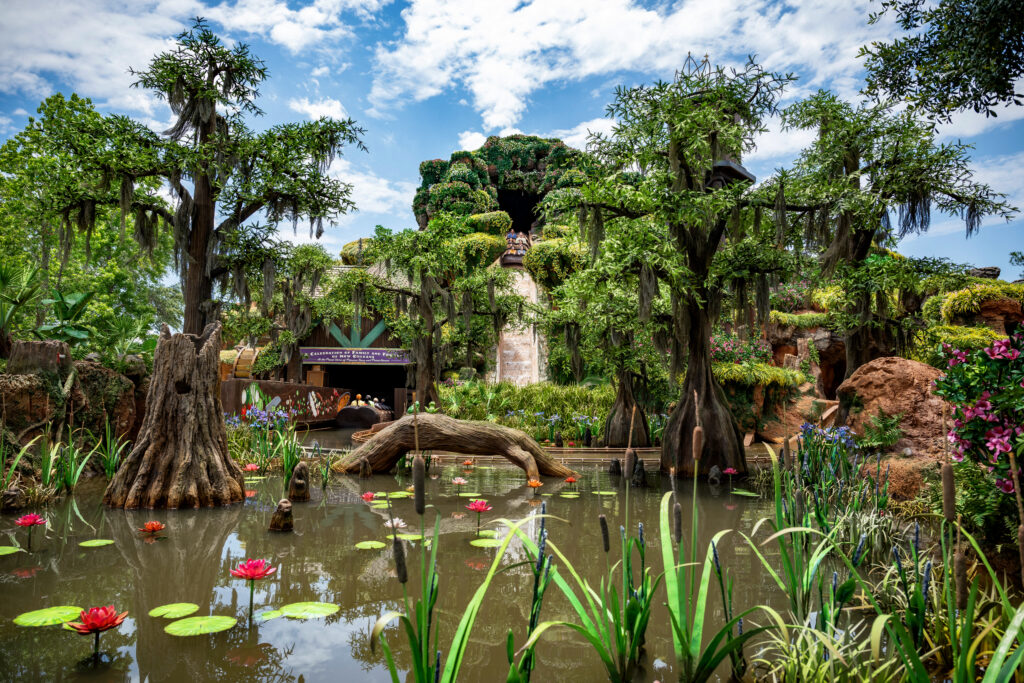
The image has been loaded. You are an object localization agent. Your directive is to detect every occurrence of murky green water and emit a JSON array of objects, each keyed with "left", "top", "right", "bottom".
[{"left": 0, "top": 466, "right": 781, "bottom": 682}]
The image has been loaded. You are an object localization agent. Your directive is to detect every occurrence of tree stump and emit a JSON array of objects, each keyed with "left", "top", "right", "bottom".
[
  {"left": 337, "top": 413, "right": 575, "bottom": 479},
  {"left": 269, "top": 499, "right": 294, "bottom": 532},
  {"left": 608, "top": 458, "right": 622, "bottom": 476},
  {"left": 288, "top": 462, "right": 310, "bottom": 502},
  {"left": 104, "top": 323, "right": 243, "bottom": 509}
]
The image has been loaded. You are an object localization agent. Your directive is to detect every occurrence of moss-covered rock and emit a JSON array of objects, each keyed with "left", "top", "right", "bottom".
[
  {"left": 912, "top": 324, "right": 1002, "bottom": 368},
  {"left": 465, "top": 211, "right": 512, "bottom": 236},
  {"left": 341, "top": 238, "right": 375, "bottom": 265},
  {"left": 455, "top": 232, "right": 505, "bottom": 269},
  {"left": 523, "top": 238, "right": 586, "bottom": 292}
]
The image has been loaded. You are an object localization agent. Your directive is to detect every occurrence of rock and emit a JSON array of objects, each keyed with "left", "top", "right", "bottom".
[
  {"left": 268, "top": 499, "right": 294, "bottom": 532},
  {"left": 7, "top": 340, "right": 73, "bottom": 376},
  {"left": 837, "top": 356, "right": 946, "bottom": 457},
  {"left": 968, "top": 266, "right": 1001, "bottom": 279},
  {"left": 608, "top": 458, "right": 622, "bottom": 476},
  {"left": 288, "top": 462, "right": 310, "bottom": 502},
  {"left": 707, "top": 465, "right": 722, "bottom": 486},
  {"left": 84, "top": 352, "right": 102, "bottom": 363},
  {"left": 902, "top": 447, "right": 914, "bottom": 457},
  {"left": 952, "top": 296, "right": 1024, "bottom": 336}
]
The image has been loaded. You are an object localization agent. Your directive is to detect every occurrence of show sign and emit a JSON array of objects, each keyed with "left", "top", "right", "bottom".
[{"left": 299, "top": 347, "right": 411, "bottom": 365}]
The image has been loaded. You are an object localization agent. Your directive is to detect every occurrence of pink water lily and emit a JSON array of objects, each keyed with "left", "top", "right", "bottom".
[
  {"left": 15, "top": 514, "right": 45, "bottom": 551},
  {"left": 452, "top": 477, "right": 469, "bottom": 486},
  {"left": 466, "top": 499, "right": 492, "bottom": 535},
  {"left": 231, "top": 559, "right": 276, "bottom": 623}
]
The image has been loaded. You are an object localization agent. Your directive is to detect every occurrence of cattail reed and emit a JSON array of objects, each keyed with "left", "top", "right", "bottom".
[
  {"left": 392, "top": 537, "right": 408, "bottom": 584},
  {"left": 598, "top": 514, "right": 610, "bottom": 553},
  {"left": 794, "top": 489, "right": 804, "bottom": 521},
  {"left": 673, "top": 502, "right": 683, "bottom": 544},
  {"left": 692, "top": 426, "right": 704, "bottom": 463},
  {"left": 782, "top": 437, "right": 791, "bottom": 471},
  {"left": 942, "top": 463, "right": 955, "bottom": 523},
  {"left": 954, "top": 549, "right": 968, "bottom": 610},
  {"left": 413, "top": 454, "right": 426, "bottom": 515},
  {"left": 624, "top": 449, "right": 636, "bottom": 481}
]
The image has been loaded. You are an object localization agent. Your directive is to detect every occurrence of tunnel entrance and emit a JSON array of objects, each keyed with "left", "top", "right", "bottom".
[
  {"left": 818, "top": 341, "right": 847, "bottom": 400},
  {"left": 497, "top": 189, "right": 542, "bottom": 233}
]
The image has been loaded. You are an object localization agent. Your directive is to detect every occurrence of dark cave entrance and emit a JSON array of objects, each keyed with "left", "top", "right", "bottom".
[
  {"left": 497, "top": 189, "right": 542, "bottom": 233},
  {"left": 818, "top": 341, "right": 847, "bottom": 400}
]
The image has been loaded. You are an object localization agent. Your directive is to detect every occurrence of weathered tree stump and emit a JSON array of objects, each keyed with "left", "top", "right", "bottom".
[
  {"left": 630, "top": 455, "right": 647, "bottom": 488},
  {"left": 337, "top": 413, "right": 575, "bottom": 479},
  {"left": 608, "top": 458, "right": 622, "bottom": 476},
  {"left": 269, "top": 499, "right": 294, "bottom": 532},
  {"left": 104, "top": 323, "right": 243, "bottom": 509},
  {"left": 288, "top": 462, "right": 310, "bottom": 502},
  {"left": 554, "top": 431, "right": 563, "bottom": 448}
]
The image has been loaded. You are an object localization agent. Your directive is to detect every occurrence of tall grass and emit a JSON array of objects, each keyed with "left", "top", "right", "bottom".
[{"left": 0, "top": 434, "right": 39, "bottom": 505}]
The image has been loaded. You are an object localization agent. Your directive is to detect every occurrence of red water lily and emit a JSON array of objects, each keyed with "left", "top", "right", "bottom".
[
  {"left": 232, "top": 558, "right": 276, "bottom": 623},
  {"left": 15, "top": 513, "right": 45, "bottom": 527},
  {"left": 723, "top": 468, "right": 738, "bottom": 476},
  {"left": 565, "top": 476, "right": 577, "bottom": 484},
  {"left": 361, "top": 491, "right": 376, "bottom": 502},
  {"left": 462, "top": 459, "right": 474, "bottom": 467},
  {"left": 66, "top": 605, "right": 128, "bottom": 657},
  {"left": 245, "top": 490, "right": 257, "bottom": 498},
  {"left": 15, "top": 513, "right": 45, "bottom": 551},
  {"left": 138, "top": 521, "right": 165, "bottom": 534},
  {"left": 244, "top": 463, "right": 260, "bottom": 472},
  {"left": 465, "top": 499, "right": 492, "bottom": 535}
]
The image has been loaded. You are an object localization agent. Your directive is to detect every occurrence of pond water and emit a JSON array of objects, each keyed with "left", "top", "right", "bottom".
[{"left": 0, "top": 466, "right": 784, "bottom": 682}]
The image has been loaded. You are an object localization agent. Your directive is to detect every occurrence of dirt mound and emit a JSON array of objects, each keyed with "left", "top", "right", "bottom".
[{"left": 837, "top": 356, "right": 947, "bottom": 458}]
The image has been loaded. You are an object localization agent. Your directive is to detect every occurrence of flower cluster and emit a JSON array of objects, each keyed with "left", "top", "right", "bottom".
[
  {"left": 770, "top": 279, "right": 812, "bottom": 312},
  {"left": 710, "top": 332, "right": 772, "bottom": 365},
  {"left": 799, "top": 423, "right": 858, "bottom": 451},
  {"left": 935, "top": 333, "right": 1024, "bottom": 494}
]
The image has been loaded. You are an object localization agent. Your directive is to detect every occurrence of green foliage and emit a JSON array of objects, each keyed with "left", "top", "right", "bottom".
[
  {"left": 522, "top": 238, "right": 586, "bottom": 292},
  {"left": 768, "top": 310, "right": 830, "bottom": 328},
  {"left": 859, "top": 408, "right": 904, "bottom": 453},
  {"left": 0, "top": 263, "right": 42, "bottom": 350},
  {"left": 1011, "top": 251, "right": 1024, "bottom": 279},
  {"left": 425, "top": 182, "right": 497, "bottom": 216},
  {"left": 418, "top": 159, "right": 449, "bottom": 186},
  {"left": 35, "top": 290, "right": 94, "bottom": 346},
  {"left": 928, "top": 460, "right": 1021, "bottom": 546},
  {"left": 940, "top": 281, "right": 1024, "bottom": 322},
  {"left": 711, "top": 362, "right": 804, "bottom": 389},
  {"left": 860, "top": 0, "right": 1024, "bottom": 121},
  {"left": 913, "top": 324, "right": 1002, "bottom": 368},
  {"left": 464, "top": 211, "right": 512, "bottom": 235},
  {"left": 439, "top": 381, "right": 615, "bottom": 427},
  {"left": 340, "top": 238, "right": 374, "bottom": 265},
  {"left": 453, "top": 232, "right": 504, "bottom": 269}
]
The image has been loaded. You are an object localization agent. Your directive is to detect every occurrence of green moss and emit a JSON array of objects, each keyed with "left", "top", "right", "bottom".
[
  {"left": 768, "top": 310, "right": 831, "bottom": 328},
  {"left": 454, "top": 232, "right": 505, "bottom": 269},
  {"left": 425, "top": 182, "right": 497, "bottom": 216},
  {"left": 711, "top": 362, "right": 805, "bottom": 389},
  {"left": 523, "top": 238, "right": 586, "bottom": 292},
  {"left": 939, "top": 282, "right": 1024, "bottom": 322},
  {"left": 465, "top": 211, "right": 512, "bottom": 236},
  {"left": 418, "top": 159, "right": 449, "bottom": 186},
  {"left": 912, "top": 324, "right": 1002, "bottom": 368},
  {"left": 340, "top": 238, "right": 374, "bottom": 265}
]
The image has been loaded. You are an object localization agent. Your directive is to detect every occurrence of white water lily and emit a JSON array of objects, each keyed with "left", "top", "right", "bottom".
[{"left": 383, "top": 518, "right": 408, "bottom": 530}]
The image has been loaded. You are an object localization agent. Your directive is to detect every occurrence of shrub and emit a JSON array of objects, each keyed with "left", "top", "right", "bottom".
[
  {"left": 912, "top": 324, "right": 1001, "bottom": 368},
  {"left": 445, "top": 163, "right": 483, "bottom": 189},
  {"left": 454, "top": 232, "right": 505, "bottom": 269},
  {"left": 711, "top": 361, "right": 804, "bottom": 389},
  {"left": 709, "top": 331, "right": 772, "bottom": 365},
  {"left": 341, "top": 238, "right": 374, "bottom": 265},
  {"left": 523, "top": 238, "right": 586, "bottom": 292},
  {"left": 939, "top": 281, "right": 1024, "bottom": 323},
  {"left": 419, "top": 159, "right": 449, "bottom": 186},
  {"left": 768, "top": 310, "right": 831, "bottom": 328},
  {"left": 770, "top": 279, "right": 812, "bottom": 312},
  {"left": 464, "top": 211, "right": 512, "bottom": 235},
  {"left": 426, "top": 182, "right": 497, "bottom": 216}
]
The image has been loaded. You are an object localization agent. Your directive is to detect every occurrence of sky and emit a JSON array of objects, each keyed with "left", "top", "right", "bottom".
[{"left": 1, "top": 0, "right": 1022, "bottom": 280}]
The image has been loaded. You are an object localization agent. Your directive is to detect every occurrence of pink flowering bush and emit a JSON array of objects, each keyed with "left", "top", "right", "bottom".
[
  {"left": 934, "top": 332, "right": 1024, "bottom": 495},
  {"left": 710, "top": 331, "right": 772, "bottom": 365}
]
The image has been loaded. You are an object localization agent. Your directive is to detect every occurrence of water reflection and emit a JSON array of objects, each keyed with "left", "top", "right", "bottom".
[{"left": 0, "top": 466, "right": 782, "bottom": 682}]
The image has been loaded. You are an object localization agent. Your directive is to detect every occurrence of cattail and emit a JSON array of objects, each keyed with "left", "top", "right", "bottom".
[
  {"left": 942, "top": 463, "right": 955, "bottom": 523},
  {"left": 598, "top": 514, "right": 610, "bottom": 553},
  {"left": 392, "top": 537, "right": 408, "bottom": 584},
  {"left": 782, "top": 438, "right": 791, "bottom": 471},
  {"left": 673, "top": 502, "right": 683, "bottom": 544},
  {"left": 954, "top": 549, "right": 968, "bottom": 610},
  {"left": 692, "top": 426, "right": 704, "bottom": 462},
  {"left": 794, "top": 489, "right": 804, "bottom": 521},
  {"left": 624, "top": 449, "right": 636, "bottom": 480},
  {"left": 413, "top": 454, "right": 426, "bottom": 515}
]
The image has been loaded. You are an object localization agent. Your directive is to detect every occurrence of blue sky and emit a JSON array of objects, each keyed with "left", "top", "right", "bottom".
[{"left": 1, "top": 0, "right": 1021, "bottom": 279}]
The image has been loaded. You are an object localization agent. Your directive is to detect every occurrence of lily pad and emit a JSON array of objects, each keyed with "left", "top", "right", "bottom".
[
  {"left": 469, "top": 538, "right": 502, "bottom": 548},
  {"left": 0, "top": 546, "right": 23, "bottom": 556},
  {"left": 370, "top": 502, "right": 391, "bottom": 509},
  {"left": 477, "top": 529, "right": 498, "bottom": 538},
  {"left": 164, "top": 615, "right": 236, "bottom": 636},
  {"left": 386, "top": 492, "right": 411, "bottom": 499},
  {"left": 354, "top": 540, "right": 387, "bottom": 550},
  {"left": 258, "top": 610, "right": 283, "bottom": 622},
  {"left": 148, "top": 603, "right": 200, "bottom": 619},
  {"left": 14, "top": 606, "right": 82, "bottom": 627},
  {"left": 79, "top": 539, "right": 115, "bottom": 547},
  {"left": 592, "top": 491, "right": 618, "bottom": 496},
  {"left": 731, "top": 489, "right": 760, "bottom": 498},
  {"left": 457, "top": 492, "right": 482, "bottom": 498},
  {"left": 279, "top": 602, "right": 340, "bottom": 619},
  {"left": 395, "top": 533, "right": 423, "bottom": 541},
  {"left": 373, "top": 492, "right": 387, "bottom": 498},
  {"left": 560, "top": 493, "right": 580, "bottom": 498},
  {"left": 243, "top": 476, "right": 267, "bottom": 482}
]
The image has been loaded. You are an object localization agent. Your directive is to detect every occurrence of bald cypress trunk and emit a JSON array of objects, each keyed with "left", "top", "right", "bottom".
[{"left": 604, "top": 371, "right": 650, "bottom": 447}]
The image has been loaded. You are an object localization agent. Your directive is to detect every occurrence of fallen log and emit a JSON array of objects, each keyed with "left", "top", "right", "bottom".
[{"left": 336, "top": 413, "right": 575, "bottom": 479}]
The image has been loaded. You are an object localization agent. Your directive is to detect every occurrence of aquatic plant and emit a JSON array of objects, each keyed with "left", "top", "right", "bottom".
[
  {"left": 465, "top": 499, "right": 492, "bottom": 535},
  {"left": 88, "top": 419, "right": 128, "bottom": 480},
  {"left": 65, "top": 605, "right": 128, "bottom": 659},
  {"left": 55, "top": 432, "right": 96, "bottom": 493},
  {"left": 231, "top": 559, "right": 276, "bottom": 624},
  {"left": 138, "top": 521, "right": 165, "bottom": 534},
  {"left": 15, "top": 513, "right": 46, "bottom": 550},
  {"left": 361, "top": 491, "right": 375, "bottom": 502},
  {"left": 505, "top": 503, "right": 553, "bottom": 683},
  {"left": 0, "top": 434, "right": 39, "bottom": 505}
]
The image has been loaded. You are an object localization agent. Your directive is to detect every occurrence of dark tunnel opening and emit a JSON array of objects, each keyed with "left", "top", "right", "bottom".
[{"left": 496, "top": 189, "right": 542, "bottom": 233}]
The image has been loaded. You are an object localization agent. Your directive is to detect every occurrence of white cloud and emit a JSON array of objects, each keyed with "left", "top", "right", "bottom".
[
  {"left": 12, "top": 108, "right": 29, "bottom": 116},
  {"left": 549, "top": 116, "right": 616, "bottom": 151},
  {"left": 332, "top": 158, "right": 416, "bottom": 216},
  {"left": 457, "top": 130, "right": 487, "bottom": 151},
  {"left": 311, "top": 65, "right": 330, "bottom": 77},
  {"left": 938, "top": 98, "right": 1024, "bottom": 140},
  {"left": 288, "top": 96, "right": 348, "bottom": 120},
  {"left": 369, "top": 0, "right": 900, "bottom": 130},
  {"left": 0, "top": 116, "right": 13, "bottom": 135},
  {"left": 747, "top": 116, "right": 817, "bottom": 163}
]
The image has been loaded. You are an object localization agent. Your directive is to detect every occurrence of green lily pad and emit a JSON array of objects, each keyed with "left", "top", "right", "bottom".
[
  {"left": 258, "top": 610, "right": 283, "bottom": 622},
  {"left": 279, "top": 602, "right": 340, "bottom": 619},
  {"left": 370, "top": 502, "right": 391, "bottom": 509},
  {"left": 14, "top": 606, "right": 82, "bottom": 627},
  {"left": 373, "top": 492, "right": 387, "bottom": 498},
  {"left": 386, "top": 492, "right": 411, "bottom": 499},
  {"left": 79, "top": 539, "right": 115, "bottom": 547},
  {"left": 560, "top": 493, "right": 580, "bottom": 498},
  {"left": 592, "top": 491, "right": 618, "bottom": 496},
  {"left": 469, "top": 538, "right": 502, "bottom": 548},
  {"left": 354, "top": 540, "right": 387, "bottom": 550},
  {"left": 477, "top": 529, "right": 498, "bottom": 538},
  {"left": 243, "top": 476, "right": 267, "bottom": 482},
  {"left": 395, "top": 533, "right": 423, "bottom": 541},
  {"left": 731, "top": 489, "right": 760, "bottom": 498},
  {"left": 457, "top": 492, "right": 482, "bottom": 498},
  {"left": 0, "top": 546, "right": 23, "bottom": 556},
  {"left": 148, "top": 603, "right": 200, "bottom": 619},
  {"left": 164, "top": 615, "right": 236, "bottom": 636}
]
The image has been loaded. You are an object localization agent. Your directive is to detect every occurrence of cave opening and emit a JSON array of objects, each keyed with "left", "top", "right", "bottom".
[
  {"left": 497, "top": 189, "right": 542, "bottom": 233},
  {"left": 818, "top": 341, "right": 847, "bottom": 400}
]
